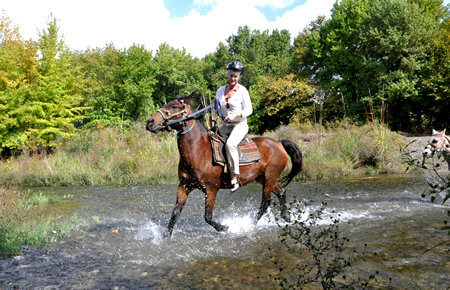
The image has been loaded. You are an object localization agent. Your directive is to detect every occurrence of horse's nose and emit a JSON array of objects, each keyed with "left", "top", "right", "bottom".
[{"left": 146, "top": 118, "right": 154, "bottom": 131}]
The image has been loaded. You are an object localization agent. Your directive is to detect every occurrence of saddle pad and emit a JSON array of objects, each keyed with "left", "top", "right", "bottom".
[{"left": 210, "top": 136, "right": 261, "bottom": 166}]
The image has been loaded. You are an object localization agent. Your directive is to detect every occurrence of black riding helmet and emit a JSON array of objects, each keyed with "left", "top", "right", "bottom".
[{"left": 226, "top": 61, "right": 244, "bottom": 73}]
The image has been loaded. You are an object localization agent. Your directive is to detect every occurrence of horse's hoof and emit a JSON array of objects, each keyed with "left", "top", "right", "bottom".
[
  {"left": 216, "top": 224, "right": 229, "bottom": 232},
  {"left": 282, "top": 215, "right": 291, "bottom": 223},
  {"left": 163, "top": 230, "right": 172, "bottom": 239}
]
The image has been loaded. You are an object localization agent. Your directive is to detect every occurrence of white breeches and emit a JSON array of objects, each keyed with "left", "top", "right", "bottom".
[{"left": 219, "top": 121, "right": 249, "bottom": 175}]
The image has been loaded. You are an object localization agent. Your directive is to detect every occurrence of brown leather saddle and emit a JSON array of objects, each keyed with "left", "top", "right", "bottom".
[{"left": 208, "top": 128, "right": 261, "bottom": 167}]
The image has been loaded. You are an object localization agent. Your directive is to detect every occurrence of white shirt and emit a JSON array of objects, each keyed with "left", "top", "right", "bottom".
[{"left": 215, "top": 84, "right": 253, "bottom": 123}]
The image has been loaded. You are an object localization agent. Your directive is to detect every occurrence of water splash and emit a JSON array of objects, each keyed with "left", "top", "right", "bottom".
[{"left": 135, "top": 220, "right": 164, "bottom": 244}]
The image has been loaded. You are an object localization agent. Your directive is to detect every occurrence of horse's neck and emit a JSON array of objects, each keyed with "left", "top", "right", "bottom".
[{"left": 177, "top": 119, "right": 210, "bottom": 160}]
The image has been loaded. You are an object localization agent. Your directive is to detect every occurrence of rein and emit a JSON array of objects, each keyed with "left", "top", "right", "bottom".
[
  {"left": 166, "top": 103, "right": 214, "bottom": 126},
  {"left": 177, "top": 121, "right": 195, "bottom": 136},
  {"left": 160, "top": 103, "right": 214, "bottom": 135}
]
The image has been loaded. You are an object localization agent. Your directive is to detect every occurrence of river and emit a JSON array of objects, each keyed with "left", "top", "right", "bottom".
[{"left": 0, "top": 175, "right": 448, "bottom": 288}]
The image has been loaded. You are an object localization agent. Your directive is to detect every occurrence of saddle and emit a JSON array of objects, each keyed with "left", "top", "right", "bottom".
[{"left": 208, "top": 128, "right": 261, "bottom": 167}]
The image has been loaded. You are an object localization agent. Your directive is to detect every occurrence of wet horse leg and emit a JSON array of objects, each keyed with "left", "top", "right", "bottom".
[
  {"left": 204, "top": 187, "right": 228, "bottom": 232},
  {"left": 273, "top": 186, "right": 290, "bottom": 222},
  {"left": 255, "top": 183, "right": 290, "bottom": 224},
  {"left": 165, "top": 184, "right": 191, "bottom": 238},
  {"left": 254, "top": 186, "right": 272, "bottom": 224}
]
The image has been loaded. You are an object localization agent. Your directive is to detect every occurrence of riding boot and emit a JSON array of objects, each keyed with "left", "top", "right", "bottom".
[{"left": 230, "top": 176, "right": 239, "bottom": 192}]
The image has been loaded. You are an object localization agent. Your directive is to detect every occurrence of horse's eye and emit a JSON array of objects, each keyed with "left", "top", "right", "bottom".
[
  {"left": 432, "top": 139, "right": 438, "bottom": 143},
  {"left": 171, "top": 105, "right": 179, "bottom": 109}
]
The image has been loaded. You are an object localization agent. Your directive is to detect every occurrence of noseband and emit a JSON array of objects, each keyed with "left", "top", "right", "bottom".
[
  {"left": 424, "top": 134, "right": 450, "bottom": 155},
  {"left": 157, "top": 102, "right": 214, "bottom": 134},
  {"left": 157, "top": 100, "right": 188, "bottom": 123}
]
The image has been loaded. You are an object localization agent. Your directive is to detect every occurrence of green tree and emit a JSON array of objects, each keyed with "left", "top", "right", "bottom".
[
  {"left": 153, "top": 43, "right": 208, "bottom": 106},
  {"left": 74, "top": 44, "right": 156, "bottom": 125},
  {"left": 250, "top": 74, "right": 314, "bottom": 133},
  {"left": 202, "top": 42, "right": 233, "bottom": 96},
  {"left": 361, "top": 0, "right": 443, "bottom": 130},
  {"left": 115, "top": 44, "right": 156, "bottom": 122},
  {"left": 72, "top": 44, "right": 121, "bottom": 126},
  {"left": 0, "top": 15, "right": 86, "bottom": 152},
  {"left": 0, "top": 14, "right": 38, "bottom": 153},
  {"left": 297, "top": 0, "right": 446, "bottom": 131},
  {"left": 224, "top": 26, "right": 294, "bottom": 87},
  {"left": 418, "top": 2, "right": 449, "bottom": 130}
]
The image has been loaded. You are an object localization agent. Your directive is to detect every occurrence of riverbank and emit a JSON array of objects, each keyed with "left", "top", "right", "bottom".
[
  {"left": 0, "top": 187, "right": 76, "bottom": 255},
  {"left": 0, "top": 122, "right": 418, "bottom": 187}
]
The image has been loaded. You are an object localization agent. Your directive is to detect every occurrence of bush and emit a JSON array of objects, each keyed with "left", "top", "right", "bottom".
[
  {"left": 0, "top": 186, "right": 76, "bottom": 255},
  {"left": 266, "top": 122, "right": 407, "bottom": 181},
  {"left": 0, "top": 123, "right": 179, "bottom": 186}
]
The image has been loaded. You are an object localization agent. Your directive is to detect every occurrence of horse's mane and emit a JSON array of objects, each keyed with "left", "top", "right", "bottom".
[{"left": 195, "top": 115, "right": 209, "bottom": 133}]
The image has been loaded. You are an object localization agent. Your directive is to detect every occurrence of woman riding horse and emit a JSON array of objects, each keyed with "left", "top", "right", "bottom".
[
  {"left": 215, "top": 61, "right": 252, "bottom": 192},
  {"left": 146, "top": 88, "right": 302, "bottom": 238}
]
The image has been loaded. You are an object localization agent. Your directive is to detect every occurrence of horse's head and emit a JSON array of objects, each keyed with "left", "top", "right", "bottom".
[
  {"left": 146, "top": 95, "right": 194, "bottom": 133},
  {"left": 422, "top": 129, "right": 449, "bottom": 158}
]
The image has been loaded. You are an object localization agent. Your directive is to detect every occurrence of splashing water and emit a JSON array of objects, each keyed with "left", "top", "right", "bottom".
[{"left": 135, "top": 220, "right": 164, "bottom": 244}]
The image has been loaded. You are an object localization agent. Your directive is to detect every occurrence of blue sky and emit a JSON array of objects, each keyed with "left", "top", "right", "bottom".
[
  {"left": 164, "top": 0, "right": 308, "bottom": 21},
  {"left": 164, "top": 0, "right": 215, "bottom": 18},
  {"left": 2, "top": 0, "right": 447, "bottom": 58}
]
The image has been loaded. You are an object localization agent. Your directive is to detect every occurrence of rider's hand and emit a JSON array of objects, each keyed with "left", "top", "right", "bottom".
[{"left": 225, "top": 112, "right": 241, "bottom": 122}]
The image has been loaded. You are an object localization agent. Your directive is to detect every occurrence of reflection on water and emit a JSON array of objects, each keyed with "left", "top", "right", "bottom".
[{"left": 0, "top": 175, "right": 448, "bottom": 288}]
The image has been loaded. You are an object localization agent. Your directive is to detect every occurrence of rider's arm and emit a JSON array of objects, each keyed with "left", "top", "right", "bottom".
[{"left": 240, "top": 87, "right": 253, "bottom": 119}]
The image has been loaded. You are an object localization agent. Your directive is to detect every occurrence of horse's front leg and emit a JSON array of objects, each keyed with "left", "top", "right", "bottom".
[
  {"left": 164, "top": 184, "right": 190, "bottom": 238},
  {"left": 204, "top": 187, "right": 228, "bottom": 232}
]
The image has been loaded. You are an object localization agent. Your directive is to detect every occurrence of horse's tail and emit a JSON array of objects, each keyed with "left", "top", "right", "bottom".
[{"left": 279, "top": 139, "right": 303, "bottom": 188}]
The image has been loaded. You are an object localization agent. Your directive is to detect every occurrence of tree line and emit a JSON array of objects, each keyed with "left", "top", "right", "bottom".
[{"left": 0, "top": 0, "right": 448, "bottom": 154}]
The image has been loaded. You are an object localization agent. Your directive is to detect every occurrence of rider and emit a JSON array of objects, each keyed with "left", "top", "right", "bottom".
[{"left": 215, "top": 61, "right": 253, "bottom": 192}]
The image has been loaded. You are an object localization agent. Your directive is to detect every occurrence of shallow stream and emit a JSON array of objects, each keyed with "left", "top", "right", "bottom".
[{"left": 0, "top": 175, "right": 448, "bottom": 288}]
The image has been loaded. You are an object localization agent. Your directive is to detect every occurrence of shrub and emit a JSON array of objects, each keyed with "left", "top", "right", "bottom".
[
  {"left": 0, "top": 123, "right": 179, "bottom": 186},
  {"left": 0, "top": 186, "right": 76, "bottom": 255}
]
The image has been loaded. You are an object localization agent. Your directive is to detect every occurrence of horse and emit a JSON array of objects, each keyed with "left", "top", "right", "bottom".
[
  {"left": 146, "top": 95, "right": 303, "bottom": 237},
  {"left": 422, "top": 129, "right": 450, "bottom": 170}
]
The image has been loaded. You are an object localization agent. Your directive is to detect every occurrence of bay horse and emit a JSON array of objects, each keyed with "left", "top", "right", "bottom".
[{"left": 146, "top": 95, "right": 302, "bottom": 237}]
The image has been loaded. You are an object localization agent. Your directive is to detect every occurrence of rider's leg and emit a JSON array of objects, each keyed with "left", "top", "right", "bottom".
[{"left": 225, "top": 122, "right": 248, "bottom": 192}]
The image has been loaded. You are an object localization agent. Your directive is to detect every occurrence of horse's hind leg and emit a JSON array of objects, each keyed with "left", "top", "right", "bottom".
[
  {"left": 255, "top": 183, "right": 290, "bottom": 224},
  {"left": 274, "top": 186, "right": 290, "bottom": 222},
  {"left": 204, "top": 187, "right": 228, "bottom": 232},
  {"left": 254, "top": 187, "right": 272, "bottom": 224},
  {"left": 165, "top": 184, "right": 191, "bottom": 238}
]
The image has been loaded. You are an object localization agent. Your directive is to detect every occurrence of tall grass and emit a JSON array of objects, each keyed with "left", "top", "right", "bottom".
[
  {"left": 267, "top": 120, "right": 407, "bottom": 181},
  {"left": 0, "top": 120, "right": 408, "bottom": 187},
  {"left": 0, "top": 186, "right": 76, "bottom": 255},
  {"left": 0, "top": 123, "right": 179, "bottom": 186}
]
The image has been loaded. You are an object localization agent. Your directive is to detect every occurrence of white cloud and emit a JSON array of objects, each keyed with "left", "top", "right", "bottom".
[
  {"left": 1, "top": 0, "right": 335, "bottom": 57},
  {"left": 195, "top": 0, "right": 299, "bottom": 9},
  {"left": 274, "top": 0, "right": 336, "bottom": 35}
]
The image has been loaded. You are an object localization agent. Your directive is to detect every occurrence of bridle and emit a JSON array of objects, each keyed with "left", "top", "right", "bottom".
[
  {"left": 157, "top": 99, "right": 189, "bottom": 124},
  {"left": 424, "top": 134, "right": 450, "bottom": 156},
  {"left": 157, "top": 101, "right": 214, "bottom": 135}
]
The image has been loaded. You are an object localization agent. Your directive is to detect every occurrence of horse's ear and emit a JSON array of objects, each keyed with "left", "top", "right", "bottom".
[
  {"left": 443, "top": 129, "right": 446, "bottom": 135},
  {"left": 184, "top": 94, "right": 194, "bottom": 105},
  {"left": 432, "top": 129, "right": 439, "bottom": 135}
]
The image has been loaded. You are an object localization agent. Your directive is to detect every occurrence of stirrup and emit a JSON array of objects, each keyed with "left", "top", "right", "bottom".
[{"left": 230, "top": 180, "right": 239, "bottom": 192}]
